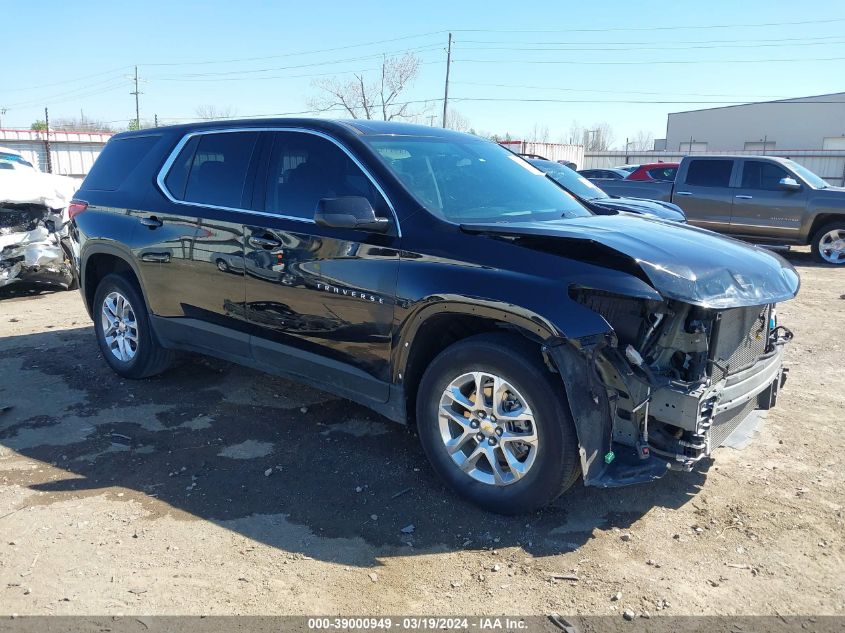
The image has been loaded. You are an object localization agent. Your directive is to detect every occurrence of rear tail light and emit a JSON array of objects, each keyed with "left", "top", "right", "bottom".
[{"left": 68, "top": 201, "right": 88, "bottom": 221}]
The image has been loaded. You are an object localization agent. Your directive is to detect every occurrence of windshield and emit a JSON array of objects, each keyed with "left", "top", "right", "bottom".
[
  {"left": 529, "top": 160, "right": 609, "bottom": 201},
  {"left": 365, "top": 136, "right": 591, "bottom": 223},
  {"left": 783, "top": 159, "right": 829, "bottom": 189},
  {"left": 0, "top": 153, "right": 35, "bottom": 170}
]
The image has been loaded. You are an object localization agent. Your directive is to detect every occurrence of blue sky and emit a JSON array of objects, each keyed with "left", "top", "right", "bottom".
[{"left": 3, "top": 0, "right": 844, "bottom": 147}]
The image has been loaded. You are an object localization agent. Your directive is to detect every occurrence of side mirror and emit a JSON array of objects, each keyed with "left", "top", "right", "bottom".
[
  {"left": 314, "top": 197, "right": 389, "bottom": 232},
  {"left": 779, "top": 177, "right": 802, "bottom": 191}
]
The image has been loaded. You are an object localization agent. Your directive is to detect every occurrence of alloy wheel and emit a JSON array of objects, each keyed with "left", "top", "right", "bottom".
[
  {"left": 101, "top": 291, "right": 139, "bottom": 362},
  {"left": 819, "top": 228, "right": 845, "bottom": 264},
  {"left": 438, "top": 371, "right": 539, "bottom": 486}
]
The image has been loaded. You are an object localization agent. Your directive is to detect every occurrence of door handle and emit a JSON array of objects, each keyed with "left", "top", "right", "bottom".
[
  {"left": 675, "top": 191, "right": 693, "bottom": 196},
  {"left": 734, "top": 195, "right": 753, "bottom": 200},
  {"left": 139, "top": 216, "right": 163, "bottom": 228},
  {"left": 140, "top": 252, "right": 171, "bottom": 263},
  {"left": 248, "top": 235, "right": 282, "bottom": 249}
]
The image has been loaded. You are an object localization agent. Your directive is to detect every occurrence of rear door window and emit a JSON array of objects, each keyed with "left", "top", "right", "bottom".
[
  {"left": 741, "top": 161, "right": 789, "bottom": 191},
  {"left": 84, "top": 135, "right": 160, "bottom": 191},
  {"left": 166, "top": 131, "right": 259, "bottom": 208},
  {"left": 684, "top": 160, "right": 733, "bottom": 187}
]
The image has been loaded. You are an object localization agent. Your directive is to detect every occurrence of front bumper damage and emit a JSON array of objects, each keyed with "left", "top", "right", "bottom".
[
  {"left": 547, "top": 301, "right": 793, "bottom": 488},
  {"left": 0, "top": 203, "right": 74, "bottom": 290}
]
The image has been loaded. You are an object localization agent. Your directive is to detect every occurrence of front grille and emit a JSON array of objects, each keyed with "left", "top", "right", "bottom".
[
  {"left": 711, "top": 305, "right": 770, "bottom": 382},
  {"left": 708, "top": 398, "right": 757, "bottom": 450}
]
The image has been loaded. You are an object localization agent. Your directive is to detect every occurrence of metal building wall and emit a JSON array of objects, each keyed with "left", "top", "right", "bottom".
[
  {"left": 0, "top": 129, "right": 112, "bottom": 177},
  {"left": 664, "top": 93, "right": 845, "bottom": 152}
]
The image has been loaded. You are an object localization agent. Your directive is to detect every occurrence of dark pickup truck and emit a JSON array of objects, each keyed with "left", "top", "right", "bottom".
[
  {"left": 70, "top": 121, "right": 798, "bottom": 514},
  {"left": 594, "top": 155, "right": 845, "bottom": 265}
]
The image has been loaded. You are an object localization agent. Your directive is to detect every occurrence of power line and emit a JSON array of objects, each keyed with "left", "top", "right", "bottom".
[
  {"left": 450, "top": 17, "right": 845, "bottom": 34},
  {"left": 457, "top": 34, "right": 845, "bottom": 46},
  {"left": 1, "top": 66, "right": 132, "bottom": 93},
  {"left": 4, "top": 77, "right": 128, "bottom": 109},
  {"left": 149, "top": 45, "right": 442, "bottom": 79},
  {"left": 451, "top": 96, "right": 845, "bottom": 105},
  {"left": 455, "top": 39, "right": 845, "bottom": 53},
  {"left": 450, "top": 80, "right": 791, "bottom": 100},
  {"left": 154, "top": 98, "right": 445, "bottom": 122},
  {"left": 141, "top": 30, "right": 446, "bottom": 67},
  {"left": 452, "top": 55, "right": 845, "bottom": 66},
  {"left": 149, "top": 60, "right": 444, "bottom": 83}
]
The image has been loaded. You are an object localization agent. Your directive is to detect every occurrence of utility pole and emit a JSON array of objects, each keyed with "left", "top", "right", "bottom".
[
  {"left": 44, "top": 107, "right": 53, "bottom": 174},
  {"left": 130, "top": 65, "right": 141, "bottom": 129},
  {"left": 154, "top": 113, "right": 158, "bottom": 128},
  {"left": 441, "top": 32, "right": 452, "bottom": 128}
]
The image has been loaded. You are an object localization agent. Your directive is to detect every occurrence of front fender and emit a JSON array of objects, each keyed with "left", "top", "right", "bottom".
[{"left": 802, "top": 194, "right": 845, "bottom": 241}]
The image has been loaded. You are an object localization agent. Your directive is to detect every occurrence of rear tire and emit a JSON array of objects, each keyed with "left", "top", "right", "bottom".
[
  {"left": 811, "top": 221, "right": 845, "bottom": 265},
  {"left": 416, "top": 332, "right": 580, "bottom": 514},
  {"left": 93, "top": 273, "right": 173, "bottom": 379}
]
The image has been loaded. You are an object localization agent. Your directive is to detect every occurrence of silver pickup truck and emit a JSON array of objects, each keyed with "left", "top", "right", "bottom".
[{"left": 594, "top": 155, "right": 845, "bottom": 265}]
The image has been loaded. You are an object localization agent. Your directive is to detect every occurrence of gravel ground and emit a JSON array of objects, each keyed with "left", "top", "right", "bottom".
[{"left": 0, "top": 249, "right": 842, "bottom": 617}]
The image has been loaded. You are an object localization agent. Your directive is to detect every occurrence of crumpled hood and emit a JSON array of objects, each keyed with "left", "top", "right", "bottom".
[
  {"left": 592, "top": 196, "right": 686, "bottom": 222},
  {"left": 462, "top": 214, "right": 800, "bottom": 309},
  {"left": 0, "top": 170, "right": 80, "bottom": 210}
]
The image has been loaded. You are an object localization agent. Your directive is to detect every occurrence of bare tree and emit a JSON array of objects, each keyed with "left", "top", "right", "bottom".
[
  {"left": 309, "top": 53, "right": 421, "bottom": 121},
  {"left": 569, "top": 121, "right": 615, "bottom": 151},
  {"left": 529, "top": 123, "right": 550, "bottom": 143},
  {"left": 629, "top": 130, "right": 655, "bottom": 151},
  {"left": 446, "top": 109, "right": 472, "bottom": 132},
  {"left": 194, "top": 105, "right": 238, "bottom": 120},
  {"left": 51, "top": 115, "right": 114, "bottom": 133}
]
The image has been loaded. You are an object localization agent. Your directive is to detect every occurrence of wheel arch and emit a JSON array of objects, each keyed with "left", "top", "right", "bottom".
[
  {"left": 807, "top": 212, "right": 845, "bottom": 244},
  {"left": 81, "top": 243, "right": 147, "bottom": 319},
  {"left": 394, "top": 298, "right": 604, "bottom": 426}
]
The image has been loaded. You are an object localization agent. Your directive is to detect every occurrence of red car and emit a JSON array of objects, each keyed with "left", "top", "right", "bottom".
[{"left": 621, "top": 162, "right": 679, "bottom": 182}]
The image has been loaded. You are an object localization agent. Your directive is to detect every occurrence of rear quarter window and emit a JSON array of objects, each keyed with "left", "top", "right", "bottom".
[{"left": 83, "top": 135, "right": 160, "bottom": 191}]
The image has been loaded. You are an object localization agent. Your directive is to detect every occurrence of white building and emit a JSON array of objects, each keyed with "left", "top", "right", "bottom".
[
  {"left": 0, "top": 129, "right": 112, "bottom": 177},
  {"left": 665, "top": 92, "right": 845, "bottom": 152}
]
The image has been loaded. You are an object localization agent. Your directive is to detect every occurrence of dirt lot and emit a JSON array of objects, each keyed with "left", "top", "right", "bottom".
[{"left": 0, "top": 249, "right": 842, "bottom": 617}]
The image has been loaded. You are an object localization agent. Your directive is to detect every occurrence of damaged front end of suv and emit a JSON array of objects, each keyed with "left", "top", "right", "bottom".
[
  {"left": 556, "top": 290, "right": 793, "bottom": 486},
  {"left": 0, "top": 202, "right": 75, "bottom": 290},
  {"left": 467, "top": 216, "right": 800, "bottom": 488},
  {"left": 0, "top": 172, "right": 79, "bottom": 290}
]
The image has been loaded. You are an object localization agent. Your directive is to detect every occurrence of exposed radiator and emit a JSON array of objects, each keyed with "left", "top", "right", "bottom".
[{"left": 711, "top": 305, "right": 771, "bottom": 382}]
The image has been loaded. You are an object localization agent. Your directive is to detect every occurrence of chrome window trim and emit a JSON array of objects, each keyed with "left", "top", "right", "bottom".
[{"left": 155, "top": 126, "right": 401, "bottom": 236}]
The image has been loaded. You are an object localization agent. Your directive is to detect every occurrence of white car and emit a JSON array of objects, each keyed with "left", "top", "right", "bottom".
[
  {"left": 0, "top": 165, "right": 80, "bottom": 290},
  {"left": 0, "top": 146, "right": 38, "bottom": 172}
]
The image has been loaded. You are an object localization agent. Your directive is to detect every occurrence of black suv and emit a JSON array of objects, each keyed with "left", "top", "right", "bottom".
[{"left": 71, "top": 120, "right": 798, "bottom": 514}]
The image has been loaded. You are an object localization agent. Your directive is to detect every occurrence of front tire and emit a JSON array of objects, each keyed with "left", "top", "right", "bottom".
[
  {"left": 93, "top": 273, "right": 173, "bottom": 379},
  {"left": 811, "top": 221, "right": 845, "bottom": 265},
  {"left": 416, "top": 333, "right": 580, "bottom": 514}
]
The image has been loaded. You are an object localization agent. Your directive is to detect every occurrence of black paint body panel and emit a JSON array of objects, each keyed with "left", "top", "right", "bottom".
[{"left": 72, "top": 119, "right": 800, "bottom": 428}]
